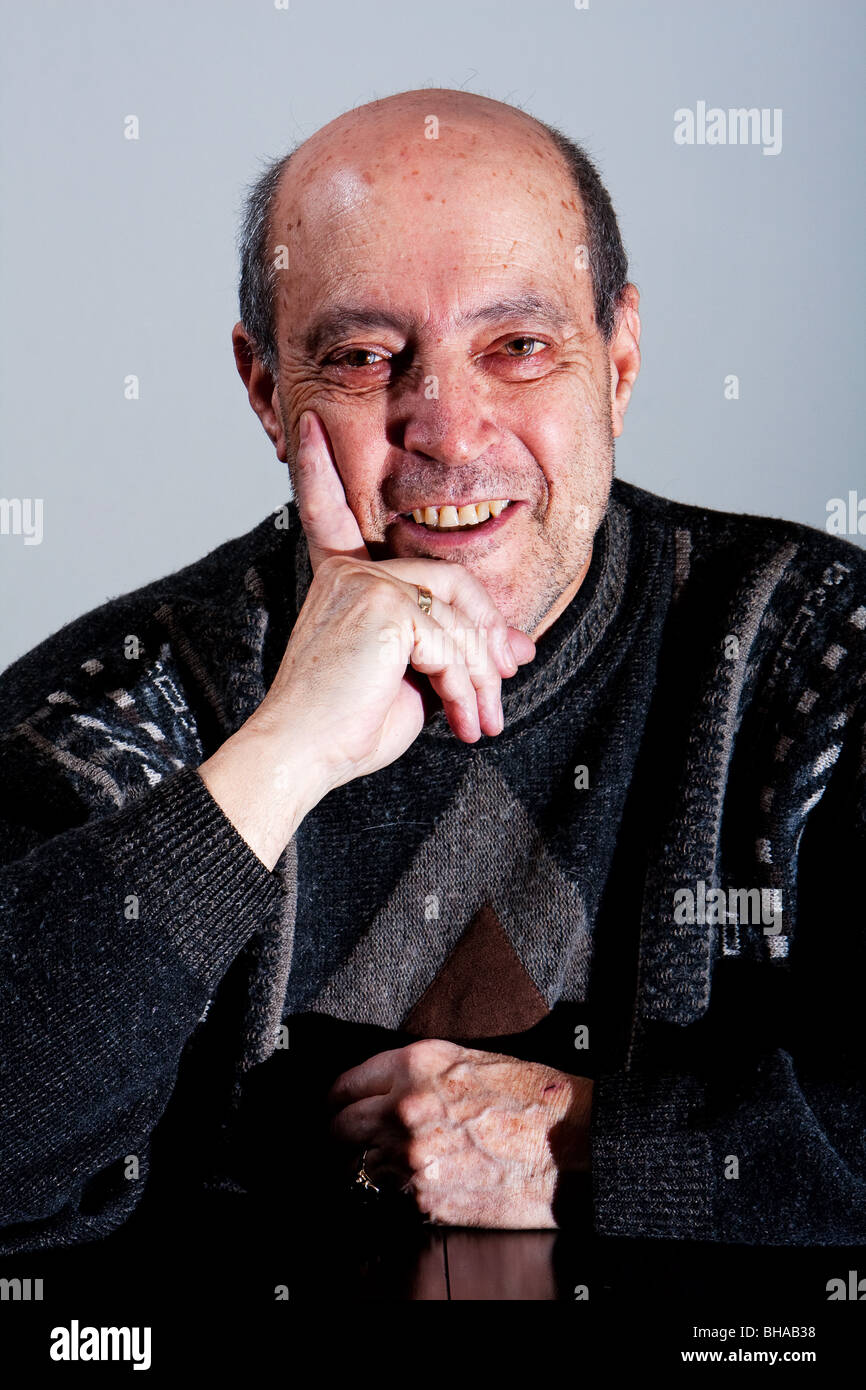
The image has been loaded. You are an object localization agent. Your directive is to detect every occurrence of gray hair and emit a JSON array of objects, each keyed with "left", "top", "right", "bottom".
[
  {"left": 237, "top": 123, "right": 628, "bottom": 375},
  {"left": 236, "top": 148, "right": 298, "bottom": 377}
]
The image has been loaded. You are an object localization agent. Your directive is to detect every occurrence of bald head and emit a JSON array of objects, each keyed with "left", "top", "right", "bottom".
[{"left": 286, "top": 87, "right": 556, "bottom": 189}]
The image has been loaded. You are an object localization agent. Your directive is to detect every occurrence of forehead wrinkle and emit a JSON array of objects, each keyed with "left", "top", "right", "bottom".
[{"left": 273, "top": 117, "right": 584, "bottom": 265}]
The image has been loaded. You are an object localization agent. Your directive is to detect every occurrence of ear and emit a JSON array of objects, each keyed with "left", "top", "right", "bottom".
[
  {"left": 608, "top": 284, "right": 641, "bottom": 439},
  {"left": 232, "top": 322, "right": 288, "bottom": 463}
]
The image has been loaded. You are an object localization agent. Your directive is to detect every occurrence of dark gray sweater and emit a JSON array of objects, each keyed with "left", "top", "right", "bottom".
[{"left": 1, "top": 478, "right": 865, "bottom": 1253}]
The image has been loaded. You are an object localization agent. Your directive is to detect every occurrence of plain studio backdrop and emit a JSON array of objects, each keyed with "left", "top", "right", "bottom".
[{"left": 1, "top": 0, "right": 863, "bottom": 671}]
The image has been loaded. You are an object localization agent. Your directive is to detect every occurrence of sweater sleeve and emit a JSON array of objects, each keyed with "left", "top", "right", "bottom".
[
  {"left": 589, "top": 1055, "right": 866, "bottom": 1244},
  {"left": 0, "top": 634, "right": 284, "bottom": 1254},
  {"left": 589, "top": 631, "right": 866, "bottom": 1246}
]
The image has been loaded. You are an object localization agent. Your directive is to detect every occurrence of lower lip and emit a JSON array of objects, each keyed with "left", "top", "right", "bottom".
[{"left": 390, "top": 501, "right": 524, "bottom": 550}]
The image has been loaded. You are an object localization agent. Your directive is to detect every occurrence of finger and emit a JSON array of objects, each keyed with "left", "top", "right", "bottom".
[
  {"left": 412, "top": 611, "right": 500, "bottom": 739},
  {"left": 414, "top": 591, "right": 508, "bottom": 733},
  {"left": 407, "top": 605, "right": 494, "bottom": 740},
  {"left": 292, "top": 410, "right": 370, "bottom": 572},
  {"left": 327, "top": 1047, "right": 407, "bottom": 1110},
  {"left": 352, "top": 1144, "right": 413, "bottom": 1189},
  {"left": 362, "top": 1146, "right": 412, "bottom": 1187},
  {"left": 330, "top": 1094, "right": 398, "bottom": 1147},
  {"left": 375, "top": 557, "right": 535, "bottom": 675},
  {"left": 373, "top": 581, "right": 492, "bottom": 740},
  {"left": 335, "top": 1139, "right": 410, "bottom": 1189},
  {"left": 377, "top": 578, "right": 511, "bottom": 736}
]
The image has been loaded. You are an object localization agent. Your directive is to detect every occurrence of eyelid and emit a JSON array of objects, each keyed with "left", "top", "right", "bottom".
[
  {"left": 335, "top": 341, "right": 397, "bottom": 357},
  {"left": 323, "top": 333, "right": 553, "bottom": 367},
  {"left": 323, "top": 346, "right": 393, "bottom": 367}
]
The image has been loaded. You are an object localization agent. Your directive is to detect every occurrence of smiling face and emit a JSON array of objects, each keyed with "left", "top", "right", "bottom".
[{"left": 236, "top": 91, "right": 640, "bottom": 636}]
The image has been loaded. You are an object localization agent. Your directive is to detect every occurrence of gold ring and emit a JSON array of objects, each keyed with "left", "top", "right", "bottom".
[
  {"left": 416, "top": 585, "right": 433, "bottom": 615},
  {"left": 354, "top": 1149, "right": 380, "bottom": 1194}
]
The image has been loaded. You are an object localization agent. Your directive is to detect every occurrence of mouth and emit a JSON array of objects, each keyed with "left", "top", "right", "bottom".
[
  {"left": 403, "top": 498, "right": 511, "bottom": 531},
  {"left": 389, "top": 498, "right": 522, "bottom": 550}
]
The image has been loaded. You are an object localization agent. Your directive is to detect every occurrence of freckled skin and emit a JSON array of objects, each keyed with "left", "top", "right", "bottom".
[{"left": 234, "top": 88, "right": 640, "bottom": 637}]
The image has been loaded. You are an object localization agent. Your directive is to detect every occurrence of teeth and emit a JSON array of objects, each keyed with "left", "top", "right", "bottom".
[{"left": 407, "top": 500, "right": 511, "bottom": 530}]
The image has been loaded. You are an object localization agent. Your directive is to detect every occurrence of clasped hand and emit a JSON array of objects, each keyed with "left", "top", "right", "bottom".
[{"left": 328, "top": 1038, "right": 593, "bottom": 1228}]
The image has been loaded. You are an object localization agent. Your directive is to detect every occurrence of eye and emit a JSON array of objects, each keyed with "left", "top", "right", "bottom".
[
  {"left": 500, "top": 337, "right": 548, "bottom": 358},
  {"left": 327, "top": 348, "right": 390, "bottom": 369}
]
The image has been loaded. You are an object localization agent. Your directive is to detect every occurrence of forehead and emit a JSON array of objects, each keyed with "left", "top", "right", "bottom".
[{"left": 270, "top": 122, "right": 589, "bottom": 334}]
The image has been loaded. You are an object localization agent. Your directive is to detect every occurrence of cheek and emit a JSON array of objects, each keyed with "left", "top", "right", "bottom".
[
  {"left": 284, "top": 387, "right": 388, "bottom": 523},
  {"left": 513, "top": 384, "right": 612, "bottom": 528},
  {"left": 534, "top": 365, "right": 610, "bottom": 447},
  {"left": 510, "top": 389, "right": 583, "bottom": 485},
  {"left": 281, "top": 372, "right": 370, "bottom": 425},
  {"left": 282, "top": 376, "right": 384, "bottom": 455},
  {"left": 318, "top": 404, "right": 387, "bottom": 490}
]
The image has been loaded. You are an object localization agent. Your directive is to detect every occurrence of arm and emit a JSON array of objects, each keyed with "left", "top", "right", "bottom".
[
  {"left": 591, "top": 670, "right": 866, "bottom": 1247},
  {"left": 0, "top": 603, "right": 328, "bottom": 1256},
  {"left": 0, "top": 660, "right": 298, "bottom": 1254}
]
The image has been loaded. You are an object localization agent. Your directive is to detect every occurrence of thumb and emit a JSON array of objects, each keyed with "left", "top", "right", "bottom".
[{"left": 293, "top": 410, "right": 369, "bottom": 572}]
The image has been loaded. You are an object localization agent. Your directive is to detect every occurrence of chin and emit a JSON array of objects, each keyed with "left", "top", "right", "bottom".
[{"left": 486, "top": 590, "right": 547, "bottom": 637}]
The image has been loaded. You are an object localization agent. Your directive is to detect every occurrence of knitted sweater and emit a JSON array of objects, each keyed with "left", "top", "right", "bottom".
[{"left": 1, "top": 478, "right": 865, "bottom": 1253}]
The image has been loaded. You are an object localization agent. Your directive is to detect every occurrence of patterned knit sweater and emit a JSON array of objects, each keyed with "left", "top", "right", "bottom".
[{"left": 1, "top": 478, "right": 865, "bottom": 1254}]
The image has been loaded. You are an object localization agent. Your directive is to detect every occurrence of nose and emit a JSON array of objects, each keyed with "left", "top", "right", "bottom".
[{"left": 398, "top": 365, "right": 502, "bottom": 467}]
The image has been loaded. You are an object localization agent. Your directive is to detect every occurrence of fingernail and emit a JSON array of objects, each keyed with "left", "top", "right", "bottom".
[
  {"left": 299, "top": 412, "right": 311, "bottom": 444},
  {"left": 504, "top": 640, "right": 518, "bottom": 671}
]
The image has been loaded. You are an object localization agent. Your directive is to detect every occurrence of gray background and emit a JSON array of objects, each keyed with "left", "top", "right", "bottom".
[{"left": 1, "top": 0, "right": 863, "bottom": 671}]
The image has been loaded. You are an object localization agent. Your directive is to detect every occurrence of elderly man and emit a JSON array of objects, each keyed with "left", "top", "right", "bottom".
[{"left": 1, "top": 88, "right": 864, "bottom": 1257}]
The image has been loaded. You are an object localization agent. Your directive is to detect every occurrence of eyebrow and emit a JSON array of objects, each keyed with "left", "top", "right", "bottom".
[{"left": 302, "top": 292, "right": 573, "bottom": 358}]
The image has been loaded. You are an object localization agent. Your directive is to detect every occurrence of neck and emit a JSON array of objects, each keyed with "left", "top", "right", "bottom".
[{"left": 529, "top": 550, "right": 594, "bottom": 641}]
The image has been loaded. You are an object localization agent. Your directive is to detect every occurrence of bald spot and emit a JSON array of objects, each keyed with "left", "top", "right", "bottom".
[{"left": 267, "top": 88, "right": 589, "bottom": 321}]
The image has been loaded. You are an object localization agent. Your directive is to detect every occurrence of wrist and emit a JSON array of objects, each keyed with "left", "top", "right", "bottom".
[
  {"left": 198, "top": 720, "right": 329, "bottom": 871},
  {"left": 549, "top": 1074, "right": 594, "bottom": 1175}
]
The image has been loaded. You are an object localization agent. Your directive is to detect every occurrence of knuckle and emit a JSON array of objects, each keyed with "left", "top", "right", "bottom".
[
  {"left": 413, "top": 1037, "right": 459, "bottom": 1071},
  {"left": 394, "top": 1092, "right": 426, "bottom": 1130},
  {"left": 402, "top": 1038, "right": 432, "bottom": 1068},
  {"left": 405, "top": 1135, "right": 435, "bottom": 1174},
  {"left": 402, "top": 1037, "right": 444, "bottom": 1074},
  {"left": 314, "top": 552, "right": 340, "bottom": 577},
  {"left": 318, "top": 557, "right": 399, "bottom": 610},
  {"left": 316, "top": 552, "right": 356, "bottom": 583},
  {"left": 450, "top": 563, "right": 492, "bottom": 605},
  {"left": 462, "top": 624, "right": 494, "bottom": 671},
  {"left": 440, "top": 634, "right": 464, "bottom": 670},
  {"left": 296, "top": 494, "right": 326, "bottom": 529}
]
